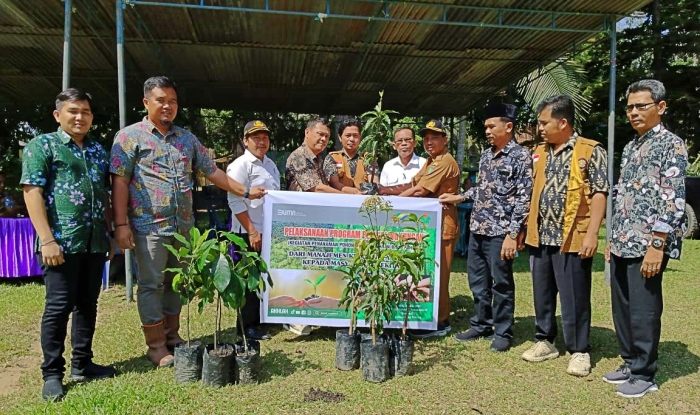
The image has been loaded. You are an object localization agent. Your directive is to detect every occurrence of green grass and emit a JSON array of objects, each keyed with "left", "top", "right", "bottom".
[{"left": 1, "top": 239, "right": 700, "bottom": 414}]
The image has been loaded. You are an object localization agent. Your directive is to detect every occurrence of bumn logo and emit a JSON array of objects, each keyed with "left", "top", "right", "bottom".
[{"left": 277, "top": 209, "right": 306, "bottom": 217}]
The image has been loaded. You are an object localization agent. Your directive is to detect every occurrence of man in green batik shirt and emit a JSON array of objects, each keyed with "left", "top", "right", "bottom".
[{"left": 21, "top": 89, "right": 116, "bottom": 402}]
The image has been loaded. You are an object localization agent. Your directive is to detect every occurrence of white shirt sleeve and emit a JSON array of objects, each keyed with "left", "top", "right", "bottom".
[
  {"left": 380, "top": 162, "right": 390, "bottom": 186},
  {"left": 226, "top": 158, "right": 250, "bottom": 215}
]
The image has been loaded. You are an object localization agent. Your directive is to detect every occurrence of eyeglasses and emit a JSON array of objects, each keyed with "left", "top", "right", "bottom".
[
  {"left": 394, "top": 138, "right": 414, "bottom": 144},
  {"left": 625, "top": 102, "right": 657, "bottom": 113}
]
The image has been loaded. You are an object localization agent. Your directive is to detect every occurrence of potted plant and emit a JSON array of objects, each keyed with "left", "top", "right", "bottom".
[
  {"left": 208, "top": 231, "right": 272, "bottom": 385},
  {"left": 336, "top": 263, "right": 363, "bottom": 371},
  {"left": 164, "top": 227, "right": 218, "bottom": 384},
  {"left": 337, "top": 195, "right": 434, "bottom": 380},
  {"left": 353, "top": 195, "right": 404, "bottom": 383},
  {"left": 387, "top": 212, "right": 432, "bottom": 377}
]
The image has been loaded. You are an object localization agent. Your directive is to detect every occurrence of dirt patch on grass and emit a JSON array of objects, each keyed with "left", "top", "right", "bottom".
[
  {"left": 303, "top": 387, "right": 345, "bottom": 403},
  {"left": 0, "top": 341, "right": 41, "bottom": 397}
]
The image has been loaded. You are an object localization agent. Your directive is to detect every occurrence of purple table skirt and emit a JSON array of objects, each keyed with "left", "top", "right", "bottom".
[{"left": 0, "top": 218, "right": 43, "bottom": 278}]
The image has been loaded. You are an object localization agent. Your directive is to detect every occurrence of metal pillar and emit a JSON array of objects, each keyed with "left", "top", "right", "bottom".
[
  {"left": 605, "top": 18, "right": 617, "bottom": 283},
  {"left": 456, "top": 118, "right": 467, "bottom": 173},
  {"left": 62, "top": 0, "right": 72, "bottom": 90},
  {"left": 116, "top": 0, "right": 134, "bottom": 302}
]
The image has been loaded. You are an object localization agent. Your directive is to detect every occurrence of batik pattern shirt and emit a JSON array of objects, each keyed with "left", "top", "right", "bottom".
[
  {"left": 285, "top": 144, "right": 328, "bottom": 191},
  {"left": 20, "top": 128, "right": 110, "bottom": 254},
  {"left": 322, "top": 149, "right": 378, "bottom": 180},
  {"left": 538, "top": 135, "right": 609, "bottom": 246},
  {"left": 610, "top": 124, "right": 687, "bottom": 259},
  {"left": 464, "top": 139, "right": 533, "bottom": 237},
  {"left": 110, "top": 118, "right": 217, "bottom": 236}
]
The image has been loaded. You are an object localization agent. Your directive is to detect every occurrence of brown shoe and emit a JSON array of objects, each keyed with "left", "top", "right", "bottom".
[
  {"left": 142, "top": 322, "right": 174, "bottom": 367},
  {"left": 163, "top": 313, "right": 185, "bottom": 348}
]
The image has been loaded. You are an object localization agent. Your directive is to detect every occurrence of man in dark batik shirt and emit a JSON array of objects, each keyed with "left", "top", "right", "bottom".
[
  {"left": 604, "top": 80, "right": 687, "bottom": 398},
  {"left": 440, "top": 104, "right": 532, "bottom": 353},
  {"left": 521, "top": 95, "right": 608, "bottom": 378}
]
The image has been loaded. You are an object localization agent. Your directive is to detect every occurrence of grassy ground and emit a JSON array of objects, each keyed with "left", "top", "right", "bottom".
[{"left": 1, "top": 239, "right": 699, "bottom": 415}]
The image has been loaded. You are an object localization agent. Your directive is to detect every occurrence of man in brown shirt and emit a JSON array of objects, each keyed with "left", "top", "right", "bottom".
[
  {"left": 285, "top": 117, "right": 343, "bottom": 194},
  {"left": 399, "top": 120, "right": 460, "bottom": 338}
]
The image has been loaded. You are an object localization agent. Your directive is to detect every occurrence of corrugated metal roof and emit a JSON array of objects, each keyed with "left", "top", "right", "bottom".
[{"left": 0, "top": 0, "right": 651, "bottom": 115}]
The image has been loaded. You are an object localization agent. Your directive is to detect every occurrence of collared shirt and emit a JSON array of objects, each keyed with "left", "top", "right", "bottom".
[
  {"left": 20, "top": 128, "right": 110, "bottom": 254},
  {"left": 412, "top": 149, "right": 460, "bottom": 240},
  {"left": 110, "top": 117, "right": 217, "bottom": 236},
  {"left": 380, "top": 153, "right": 426, "bottom": 186},
  {"left": 465, "top": 139, "right": 533, "bottom": 237},
  {"left": 610, "top": 124, "right": 687, "bottom": 259},
  {"left": 285, "top": 144, "right": 328, "bottom": 192},
  {"left": 226, "top": 150, "right": 280, "bottom": 234},
  {"left": 538, "top": 134, "right": 609, "bottom": 246}
]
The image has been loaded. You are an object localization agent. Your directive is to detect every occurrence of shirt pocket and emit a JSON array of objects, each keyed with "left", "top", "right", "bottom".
[{"left": 494, "top": 166, "right": 514, "bottom": 196}]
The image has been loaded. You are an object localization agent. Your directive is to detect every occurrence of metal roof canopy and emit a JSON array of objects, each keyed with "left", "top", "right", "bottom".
[{"left": 1, "top": 0, "right": 646, "bottom": 115}]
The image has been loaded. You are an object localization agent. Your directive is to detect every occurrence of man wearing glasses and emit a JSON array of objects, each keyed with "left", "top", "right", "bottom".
[
  {"left": 379, "top": 126, "right": 426, "bottom": 188},
  {"left": 604, "top": 79, "right": 688, "bottom": 398}
]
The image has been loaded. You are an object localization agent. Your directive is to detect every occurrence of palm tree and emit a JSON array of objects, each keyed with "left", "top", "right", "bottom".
[{"left": 514, "top": 59, "right": 592, "bottom": 132}]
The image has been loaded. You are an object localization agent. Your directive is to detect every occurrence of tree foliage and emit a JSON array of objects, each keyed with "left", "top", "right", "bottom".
[{"left": 575, "top": 0, "right": 700, "bottom": 161}]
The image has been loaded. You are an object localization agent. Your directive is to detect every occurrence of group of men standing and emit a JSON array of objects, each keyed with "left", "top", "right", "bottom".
[
  {"left": 438, "top": 80, "right": 687, "bottom": 399},
  {"left": 20, "top": 75, "right": 686, "bottom": 402}
]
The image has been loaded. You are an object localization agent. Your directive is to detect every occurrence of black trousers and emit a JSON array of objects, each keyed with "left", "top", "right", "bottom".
[
  {"left": 529, "top": 246, "right": 592, "bottom": 353},
  {"left": 40, "top": 253, "right": 105, "bottom": 380},
  {"left": 467, "top": 233, "right": 515, "bottom": 339},
  {"left": 235, "top": 233, "right": 261, "bottom": 330},
  {"left": 610, "top": 254, "right": 668, "bottom": 382}
]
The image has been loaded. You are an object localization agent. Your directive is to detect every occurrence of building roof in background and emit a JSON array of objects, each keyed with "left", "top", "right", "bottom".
[{"left": 0, "top": 0, "right": 650, "bottom": 115}]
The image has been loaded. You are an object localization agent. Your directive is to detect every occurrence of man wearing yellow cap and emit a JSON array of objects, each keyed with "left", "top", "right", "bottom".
[
  {"left": 399, "top": 119, "right": 459, "bottom": 338},
  {"left": 226, "top": 120, "right": 281, "bottom": 341}
]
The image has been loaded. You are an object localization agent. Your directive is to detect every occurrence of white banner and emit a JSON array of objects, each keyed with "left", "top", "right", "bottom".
[{"left": 260, "top": 191, "right": 442, "bottom": 330}]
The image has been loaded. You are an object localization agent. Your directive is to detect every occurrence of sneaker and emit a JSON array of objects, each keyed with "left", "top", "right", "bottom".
[
  {"left": 490, "top": 337, "right": 511, "bottom": 352},
  {"left": 42, "top": 378, "right": 65, "bottom": 402},
  {"left": 69, "top": 362, "right": 117, "bottom": 382},
  {"left": 283, "top": 324, "right": 311, "bottom": 336},
  {"left": 567, "top": 352, "right": 591, "bottom": 377},
  {"left": 521, "top": 340, "right": 559, "bottom": 362},
  {"left": 454, "top": 328, "right": 494, "bottom": 343},
  {"left": 615, "top": 378, "right": 658, "bottom": 398},
  {"left": 602, "top": 364, "right": 631, "bottom": 384},
  {"left": 409, "top": 323, "right": 450, "bottom": 339}
]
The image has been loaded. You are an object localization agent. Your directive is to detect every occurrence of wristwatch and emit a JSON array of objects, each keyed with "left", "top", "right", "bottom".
[
  {"left": 508, "top": 231, "right": 519, "bottom": 239},
  {"left": 244, "top": 186, "right": 250, "bottom": 199},
  {"left": 651, "top": 237, "right": 665, "bottom": 249}
]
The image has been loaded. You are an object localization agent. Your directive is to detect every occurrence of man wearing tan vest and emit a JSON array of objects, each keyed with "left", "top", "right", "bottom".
[
  {"left": 323, "top": 118, "right": 378, "bottom": 194},
  {"left": 522, "top": 95, "right": 608, "bottom": 377}
]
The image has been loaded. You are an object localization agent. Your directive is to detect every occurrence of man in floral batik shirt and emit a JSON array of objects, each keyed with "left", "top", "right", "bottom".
[
  {"left": 21, "top": 89, "right": 116, "bottom": 401},
  {"left": 604, "top": 79, "right": 688, "bottom": 398},
  {"left": 110, "top": 76, "right": 266, "bottom": 368},
  {"left": 439, "top": 104, "right": 532, "bottom": 352}
]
